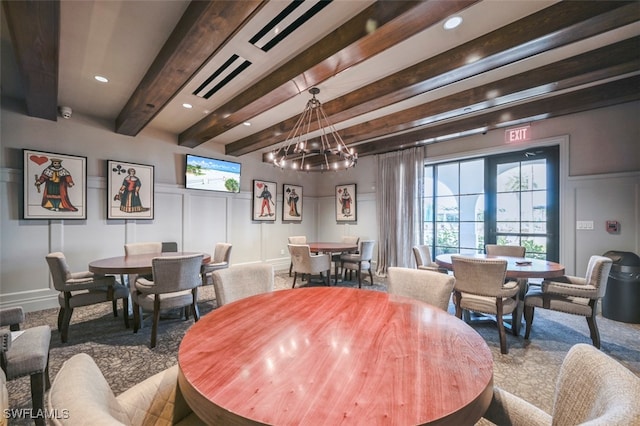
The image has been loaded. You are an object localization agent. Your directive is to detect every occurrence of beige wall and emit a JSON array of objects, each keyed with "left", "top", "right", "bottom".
[{"left": 1, "top": 96, "right": 639, "bottom": 311}]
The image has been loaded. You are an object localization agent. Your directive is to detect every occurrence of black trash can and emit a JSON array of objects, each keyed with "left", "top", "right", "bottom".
[{"left": 602, "top": 250, "right": 640, "bottom": 323}]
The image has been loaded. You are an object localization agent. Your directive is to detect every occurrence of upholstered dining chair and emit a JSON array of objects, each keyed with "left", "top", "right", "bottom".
[
  {"left": 287, "top": 236, "right": 307, "bottom": 276},
  {"left": 45, "top": 252, "right": 129, "bottom": 343},
  {"left": 451, "top": 255, "right": 519, "bottom": 354},
  {"left": 124, "top": 241, "right": 163, "bottom": 286},
  {"left": 201, "top": 243, "right": 232, "bottom": 286},
  {"left": 524, "top": 255, "right": 613, "bottom": 349},
  {"left": 212, "top": 263, "right": 274, "bottom": 307},
  {"left": 412, "top": 245, "right": 448, "bottom": 273},
  {"left": 131, "top": 254, "right": 203, "bottom": 348},
  {"left": 341, "top": 240, "right": 375, "bottom": 288},
  {"left": 387, "top": 267, "right": 455, "bottom": 311},
  {"left": 1, "top": 307, "right": 51, "bottom": 426},
  {"left": 483, "top": 343, "right": 640, "bottom": 425},
  {"left": 485, "top": 244, "right": 527, "bottom": 334},
  {"left": 48, "top": 353, "right": 205, "bottom": 425},
  {"left": 288, "top": 244, "right": 331, "bottom": 288}
]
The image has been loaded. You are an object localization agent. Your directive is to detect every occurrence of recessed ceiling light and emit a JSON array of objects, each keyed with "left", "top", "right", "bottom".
[
  {"left": 182, "top": 103, "right": 193, "bottom": 109},
  {"left": 443, "top": 16, "right": 462, "bottom": 30},
  {"left": 243, "top": 122, "right": 251, "bottom": 126},
  {"left": 94, "top": 75, "right": 108, "bottom": 83}
]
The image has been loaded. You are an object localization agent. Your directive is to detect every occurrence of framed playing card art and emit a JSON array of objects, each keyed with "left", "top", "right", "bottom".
[
  {"left": 336, "top": 184, "right": 357, "bottom": 222},
  {"left": 23, "top": 149, "right": 87, "bottom": 220},
  {"left": 282, "top": 184, "right": 302, "bottom": 222},
  {"left": 252, "top": 179, "right": 277, "bottom": 221},
  {"left": 107, "top": 160, "right": 154, "bottom": 220}
]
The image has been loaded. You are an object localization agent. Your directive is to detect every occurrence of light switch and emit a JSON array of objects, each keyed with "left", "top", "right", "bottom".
[{"left": 576, "top": 220, "right": 594, "bottom": 230}]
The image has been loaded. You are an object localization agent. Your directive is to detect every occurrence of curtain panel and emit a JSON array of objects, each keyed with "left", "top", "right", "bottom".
[{"left": 375, "top": 147, "right": 425, "bottom": 276}]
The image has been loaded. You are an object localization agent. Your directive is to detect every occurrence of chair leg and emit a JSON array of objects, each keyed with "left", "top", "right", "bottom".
[
  {"left": 368, "top": 268, "right": 374, "bottom": 285},
  {"left": 57, "top": 308, "right": 64, "bottom": 333},
  {"left": 292, "top": 272, "right": 298, "bottom": 288},
  {"left": 587, "top": 315, "right": 601, "bottom": 349},
  {"left": 150, "top": 297, "right": 161, "bottom": 349},
  {"left": 60, "top": 307, "right": 73, "bottom": 343},
  {"left": 122, "top": 297, "right": 130, "bottom": 329},
  {"left": 357, "top": 264, "right": 362, "bottom": 288},
  {"left": 133, "top": 302, "right": 141, "bottom": 333},
  {"left": 30, "top": 371, "right": 46, "bottom": 426},
  {"left": 496, "top": 299, "right": 508, "bottom": 354},
  {"left": 112, "top": 298, "right": 118, "bottom": 317},
  {"left": 192, "top": 288, "right": 200, "bottom": 321},
  {"left": 524, "top": 305, "right": 534, "bottom": 340},
  {"left": 453, "top": 291, "right": 463, "bottom": 318}
]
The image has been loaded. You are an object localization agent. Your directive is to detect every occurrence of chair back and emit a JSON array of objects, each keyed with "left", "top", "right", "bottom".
[
  {"left": 161, "top": 242, "right": 178, "bottom": 252},
  {"left": 552, "top": 343, "right": 640, "bottom": 425},
  {"left": 342, "top": 236, "right": 360, "bottom": 253},
  {"left": 413, "top": 245, "right": 434, "bottom": 267},
  {"left": 212, "top": 264, "right": 274, "bottom": 306},
  {"left": 287, "top": 236, "right": 307, "bottom": 244},
  {"left": 359, "top": 240, "right": 375, "bottom": 261},
  {"left": 288, "top": 244, "right": 313, "bottom": 273},
  {"left": 387, "top": 267, "right": 455, "bottom": 311},
  {"left": 452, "top": 255, "right": 508, "bottom": 297},
  {"left": 45, "top": 252, "right": 72, "bottom": 291},
  {"left": 485, "top": 244, "right": 526, "bottom": 257},
  {"left": 124, "top": 242, "right": 162, "bottom": 256},
  {"left": 584, "top": 255, "right": 613, "bottom": 299},
  {"left": 213, "top": 243, "right": 233, "bottom": 264},
  {"left": 148, "top": 254, "right": 203, "bottom": 293}
]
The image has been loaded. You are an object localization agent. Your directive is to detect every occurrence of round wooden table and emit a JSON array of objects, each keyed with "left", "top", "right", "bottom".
[
  {"left": 178, "top": 287, "right": 494, "bottom": 425},
  {"left": 434, "top": 254, "right": 565, "bottom": 279},
  {"left": 88, "top": 251, "right": 211, "bottom": 275}
]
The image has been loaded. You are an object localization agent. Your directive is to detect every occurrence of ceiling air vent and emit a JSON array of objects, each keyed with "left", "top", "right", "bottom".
[
  {"left": 193, "top": 54, "right": 252, "bottom": 99},
  {"left": 250, "top": 0, "right": 332, "bottom": 52}
]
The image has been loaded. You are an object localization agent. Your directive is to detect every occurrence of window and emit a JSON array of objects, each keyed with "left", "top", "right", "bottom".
[{"left": 423, "top": 146, "right": 559, "bottom": 261}]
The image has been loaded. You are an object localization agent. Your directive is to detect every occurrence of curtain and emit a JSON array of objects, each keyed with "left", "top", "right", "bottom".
[{"left": 375, "top": 147, "right": 425, "bottom": 276}]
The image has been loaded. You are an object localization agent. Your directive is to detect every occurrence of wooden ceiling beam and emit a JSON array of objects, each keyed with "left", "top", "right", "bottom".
[
  {"left": 115, "top": 0, "right": 264, "bottom": 136},
  {"left": 179, "top": 0, "right": 479, "bottom": 148},
  {"left": 244, "top": 1, "right": 638, "bottom": 158},
  {"left": 349, "top": 76, "right": 640, "bottom": 159},
  {"left": 2, "top": 0, "right": 60, "bottom": 121}
]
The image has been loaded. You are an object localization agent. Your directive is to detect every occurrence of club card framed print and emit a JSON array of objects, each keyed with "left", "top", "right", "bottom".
[{"left": 107, "top": 160, "right": 154, "bottom": 220}]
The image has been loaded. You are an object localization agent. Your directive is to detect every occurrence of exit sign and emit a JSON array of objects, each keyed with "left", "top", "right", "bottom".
[{"left": 505, "top": 125, "right": 531, "bottom": 143}]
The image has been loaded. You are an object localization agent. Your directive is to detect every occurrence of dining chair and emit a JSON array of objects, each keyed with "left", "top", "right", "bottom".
[
  {"left": 524, "top": 255, "right": 613, "bottom": 349},
  {"left": 287, "top": 236, "right": 307, "bottom": 276},
  {"left": 161, "top": 241, "right": 178, "bottom": 252},
  {"left": 131, "top": 254, "right": 203, "bottom": 348},
  {"left": 340, "top": 240, "right": 375, "bottom": 288},
  {"left": 1, "top": 307, "right": 51, "bottom": 426},
  {"left": 48, "top": 353, "right": 204, "bottom": 425},
  {"left": 483, "top": 343, "right": 640, "bottom": 425},
  {"left": 387, "top": 267, "right": 455, "bottom": 311},
  {"left": 485, "top": 243, "right": 527, "bottom": 334},
  {"left": 332, "top": 235, "right": 360, "bottom": 278},
  {"left": 412, "top": 245, "right": 448, "bottom": 273},
  {"left": 45, "top": 252, "right": 129, "bottom": 343},
  {"left": 288, "top": 244, "right": 331, "bottom": 288},
  {"left": 201, "top": 242, "right": 232, "bottom": 286},
  {"left": 124, "top": 241, "right": 162, "bottom": 285},
  {"left": 212, "top": 263, "right": 274, "bottom": 306},
  {"left": 451, "top": 255, "right": 519, "bottom": 354}
]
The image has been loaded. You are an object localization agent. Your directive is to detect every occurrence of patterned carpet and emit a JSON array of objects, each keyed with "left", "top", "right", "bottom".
[{"left": 5, "top": 271, "right": 640, "bottom": 425}]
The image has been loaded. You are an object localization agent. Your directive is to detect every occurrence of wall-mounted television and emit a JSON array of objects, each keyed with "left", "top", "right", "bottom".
[{"left": 185, "top": 154, "right": 241, "bottom": 193}]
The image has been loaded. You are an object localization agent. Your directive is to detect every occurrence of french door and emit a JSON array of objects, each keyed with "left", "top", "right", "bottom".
[
  {"left": 485, "top": 146, "right": 559, "bottom": 261},
  {"left": 426, "top": 145, "right": 559, "bottom": 262}
]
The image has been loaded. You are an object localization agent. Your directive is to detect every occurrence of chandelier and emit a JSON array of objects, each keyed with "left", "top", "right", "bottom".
[{"left": 269, "top": 87, "right": 357, "bottom": 172}]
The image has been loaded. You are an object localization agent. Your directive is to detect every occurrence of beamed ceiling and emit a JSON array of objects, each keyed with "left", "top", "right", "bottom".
[{"left": 2, "top": 0, "right": 639, "bottom": 168}]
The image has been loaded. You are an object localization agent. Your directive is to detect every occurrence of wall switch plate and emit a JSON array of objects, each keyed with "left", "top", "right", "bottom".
[
  {"left": 576, "top": 220, "right": 594, "bottom": 230},
  {"left": 280, "top": 249, "right": 285, "bottom": 255}
]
